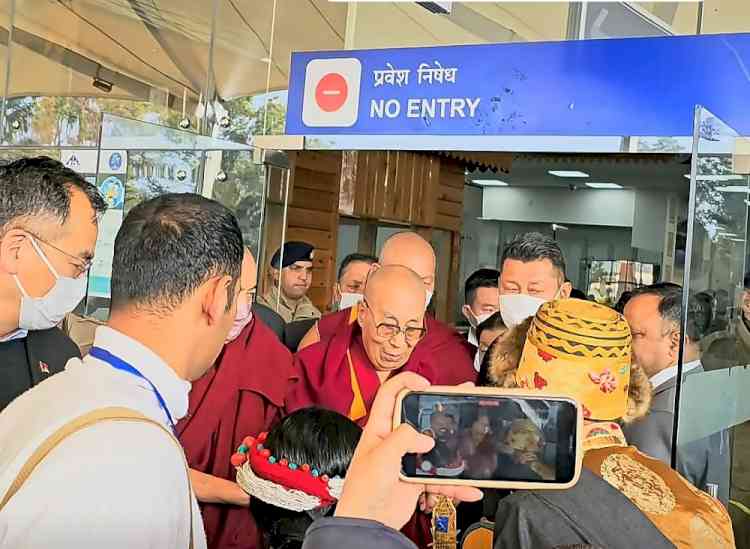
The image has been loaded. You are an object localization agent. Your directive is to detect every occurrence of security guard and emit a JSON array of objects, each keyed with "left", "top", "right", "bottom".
[
  {"left": 257, "top": 241, "right": 322, "bottom": 323},
  {"left": 0, "top": 157, "right": 106, "bottom": 411}
]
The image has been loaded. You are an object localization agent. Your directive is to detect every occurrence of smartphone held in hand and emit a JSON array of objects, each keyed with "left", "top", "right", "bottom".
[{"left": 394, "top": 386, "right": 583, "bottom": 490}]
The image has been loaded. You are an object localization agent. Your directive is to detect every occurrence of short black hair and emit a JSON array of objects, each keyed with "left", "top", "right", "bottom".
[
  {"left": 569, "top": 288, "right": 587, "bottom": 300},
  {"left": 111, "top": 193, "right": 243, "bottom": 313},
  {"left": 628, "top": 283, "right": 710, "bottom": 341},
  {"left": 464, "top": 268, "right": 500, "bottom": 306},
  {"left": 0, "top": 156, "right": 106, "bottom": 236},
  {"left": 476, "top": 310, "right": 506, "bottom": 341},
  {"left": 501, "top": 232, "right": 566, "bottom": 280},
  {"left": 613, "top": 290, "right": 633, "bottom": 314},
  {"left": 338, "top": 253, "right": 377, "bottom": 281},
  {"left": 251, "top": 408, "right": 362, "bottom": 549},
  {"left": 744, "top": 272, "right": 750, "bottom": 290}
]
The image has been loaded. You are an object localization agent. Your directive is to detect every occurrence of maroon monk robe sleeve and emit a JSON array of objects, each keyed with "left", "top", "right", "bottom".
[
  {"left": 178, "top": 318, "right": 297, "bottom": 549},
  {"left": 409, "top": 318, "right": 478, "bottom": 386}
]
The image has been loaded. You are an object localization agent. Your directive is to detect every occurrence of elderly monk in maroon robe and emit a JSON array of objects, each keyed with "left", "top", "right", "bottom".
[
  {"left": 288, "top": 264, "right": 474, "bottom": 424},
  {"left": 177, "top": 249, "right": 297, "bottom": 549},
  {"left": 298, "top": 232, "right": 475, "bottom": 383}
]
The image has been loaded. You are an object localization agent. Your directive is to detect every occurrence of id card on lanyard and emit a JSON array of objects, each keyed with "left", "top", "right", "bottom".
[{"left": 89, "top": 346, "right": 176, "bottom": 432}]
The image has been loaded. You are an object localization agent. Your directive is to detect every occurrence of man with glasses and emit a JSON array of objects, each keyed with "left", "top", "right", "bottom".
[
  {"left": 0, "top": 157, "right": 106, "bottom": 411},
  {"left": 287, "top": 265, "right": 474, "bottom": 427}
]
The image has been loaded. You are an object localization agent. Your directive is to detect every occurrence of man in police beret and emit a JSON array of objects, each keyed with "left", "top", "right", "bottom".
[{"left": 257, "top": 241, "right": 321, "bottom": 323}]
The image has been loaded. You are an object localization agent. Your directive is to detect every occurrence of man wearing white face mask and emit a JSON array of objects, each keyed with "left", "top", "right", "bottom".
[
  {"left": 0, "top": 157, "right": 106, "bottom": 412},
  {"left": 462, "top": 268, "right": 500, "bottom": 349},
  {"left": 498, "top": 233, "right": 571, "bottom": 328},
  {"left": 332, "top": 253, "right": 377, "bottom": 311},
  {"left": 178, "top": 247, "right": 297, "bottom": 549}
]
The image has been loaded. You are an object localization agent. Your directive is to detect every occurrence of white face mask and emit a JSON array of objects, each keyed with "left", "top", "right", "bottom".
[
  {"left": 425, "top": 290, "right": 434, "bottom": 310},
  {"left": 473, "top": 349, "right": 486, "bottom": 372},
  {"left": 499, "top": 293, "right": 554, "bottom": 328},
  {"left": 464, "top": 308, "right": 495, "bottom": 329},
  {"left": 13, "top": 237, "right": 87, "bottom": 331},
  {"left": 225, "top": 299, "right": 253, "bottom": 344},
  {"left": 338, "top": 292, "right": 364, "bottom": 311}
]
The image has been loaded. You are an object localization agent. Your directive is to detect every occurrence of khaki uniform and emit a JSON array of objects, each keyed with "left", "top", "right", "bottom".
[{"left": 257, "top": 287, "right": 321, "bottom": 324}]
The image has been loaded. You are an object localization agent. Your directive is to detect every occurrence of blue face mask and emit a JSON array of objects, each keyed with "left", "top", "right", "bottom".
[{"left": 13, "top": 237, "right": 87, "bottom": 331}]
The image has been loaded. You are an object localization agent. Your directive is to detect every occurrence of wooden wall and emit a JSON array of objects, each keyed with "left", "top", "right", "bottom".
[
  {"left": 285, "top": 151, "right": 342, "bottom": 312},
  {"left": 338, "top": 151, "right": 468, "bottom": 321}
]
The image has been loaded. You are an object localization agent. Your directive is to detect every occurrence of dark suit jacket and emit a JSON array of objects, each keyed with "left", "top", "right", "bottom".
[
  {"left": 0, "top": 327, "right": 80, "bottom": 412},
  {"left": 623, "top": 364, "right": 730, "bottom": 504}
]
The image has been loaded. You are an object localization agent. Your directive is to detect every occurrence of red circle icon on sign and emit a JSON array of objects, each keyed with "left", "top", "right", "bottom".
[{"left": 315, "top": 73, "right": 348, "bottom": 112}]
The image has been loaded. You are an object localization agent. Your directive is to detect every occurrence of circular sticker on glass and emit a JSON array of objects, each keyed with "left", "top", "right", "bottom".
[
  {"left": 98, "top": 176, "right": 125, "bottom": 209},
  {"left": 108, "top": 152, "right": 123, "bottom": 172}
]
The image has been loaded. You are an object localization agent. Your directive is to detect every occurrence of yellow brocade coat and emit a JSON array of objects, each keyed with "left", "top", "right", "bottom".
[{"left": 583, "top": 423, "right": 735, "bottom": 549}]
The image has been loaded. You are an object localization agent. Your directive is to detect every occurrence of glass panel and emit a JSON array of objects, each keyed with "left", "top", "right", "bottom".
[
  {"left": 255, "top": 156, "right": 293, "bottom": 321},
  {"left": 208, "top": 0, "right": 288, "bottom": 145},
  {"left": 678, "top": 107, "right": 750, "bottom": 534},
  {"left": 3, "top": 0, "right": 215, "bottom": 147},
  {"left": 81, "top": 113, "right": 264, "bottom": 321}
]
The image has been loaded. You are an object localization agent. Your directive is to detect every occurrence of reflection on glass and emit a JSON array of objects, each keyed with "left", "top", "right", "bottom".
[
  {"left": 678, "top": 106, "right": 750, "bottom": 531},
  {"left": 586, "top": 259, "right": 656, "bottom": 307}
]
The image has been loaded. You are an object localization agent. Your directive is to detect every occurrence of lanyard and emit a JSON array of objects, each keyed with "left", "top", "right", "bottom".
[{"left": 89, "top": 346, "right": 176, "bottom": 432}]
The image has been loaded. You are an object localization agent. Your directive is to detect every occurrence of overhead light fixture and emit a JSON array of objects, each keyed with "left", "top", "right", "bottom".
[
  {"left": 718, "top": 232, "right": 739, "bottom": 237},
  {"left": 716, "top": 185, "right": 750, "bottom": 193},
  {"left": 417, "top": 1, "right": 452, "bottom": 14},
  {"left": 472, "top": 179, "right": 508, "bottom": 186},
  {"left": 683, "top": 174, "right": 745, "bottom": 181},
  {"left": 92, "top": 66, "right": 113, "bottom": 93},
  {"left": 585, "top": 182, "right": 622, "bottom": 189},
  {"left": 260, "top": 57, "right": 272, "bottom": 64},
  {"left": 548, "top": 170, "right": 589, "bottom": 178}
]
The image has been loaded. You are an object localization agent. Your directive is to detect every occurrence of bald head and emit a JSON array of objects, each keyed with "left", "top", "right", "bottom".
[
  {"left": 377, "top": 232, "right": 436, "bottom": 294},
  {"left": 365, "top": 264, "right": 425, "bottom": 309},
  {"left": 359, "top": 265, "right": 427, "bottom": 372}
]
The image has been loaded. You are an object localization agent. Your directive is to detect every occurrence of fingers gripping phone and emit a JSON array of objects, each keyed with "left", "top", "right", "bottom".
[{"left": 394, "top": 386, "right": 583, "bottom": 490}]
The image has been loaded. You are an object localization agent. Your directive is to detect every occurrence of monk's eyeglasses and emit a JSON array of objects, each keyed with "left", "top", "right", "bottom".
[{"left": 362, "top": 298, "right": 427, "bottom": 347}]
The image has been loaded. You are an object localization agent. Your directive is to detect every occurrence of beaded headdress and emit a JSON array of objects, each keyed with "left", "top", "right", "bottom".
[{"left": 232, "top": 432, "right": 345, "bottom": 512}]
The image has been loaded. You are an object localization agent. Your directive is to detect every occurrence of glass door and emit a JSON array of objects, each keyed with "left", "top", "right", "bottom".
[
  {"left": 80, "top": 113, "right": 275, "bottom": 320},
  {"left": 678, "top": 106, "right": 750, "bottom": 541}
]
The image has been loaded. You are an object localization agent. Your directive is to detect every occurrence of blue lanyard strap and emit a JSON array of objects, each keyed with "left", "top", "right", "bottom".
[{"left": 89, "top": 346, "right": 176, "bottom": 432}]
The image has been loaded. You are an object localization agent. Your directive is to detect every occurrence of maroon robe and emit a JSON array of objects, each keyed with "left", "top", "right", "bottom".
[
  {"left": 288, "top": 305, "right": 477, "bottom": 426},
  {"left": 317, "top": 305, "right": 476, "bottom": 383},
  {"left": 177, "top": 317, "right": 297, "bottom": 549},
  {"left": 289, "top": 306, "right": 472, "bottom": 548}
]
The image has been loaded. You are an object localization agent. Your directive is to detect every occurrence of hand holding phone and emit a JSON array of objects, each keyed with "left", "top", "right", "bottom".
[
  {"left": 334, "top": 373, "right": 483, "bottom": 530},
  {"left": 395, "top": 386, "right": 583, "bottom": 490}
]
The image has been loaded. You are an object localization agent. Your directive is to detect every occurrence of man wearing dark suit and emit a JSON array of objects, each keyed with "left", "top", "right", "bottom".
[
  {"left": 0, "top": 157, "right": 106, "bottom": 411},
  {"left": 622, "top": 283, "right": 730, "bottom": 504}
]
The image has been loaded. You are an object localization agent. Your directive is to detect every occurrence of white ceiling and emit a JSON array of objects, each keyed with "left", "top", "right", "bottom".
[{"left": 468, "top": 153, "right": 691, "bottom": 193}]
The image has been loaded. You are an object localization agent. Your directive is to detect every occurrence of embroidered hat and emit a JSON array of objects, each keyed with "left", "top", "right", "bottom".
[{"left": 515, "top": 298, "right": 632, "bottom": 420}]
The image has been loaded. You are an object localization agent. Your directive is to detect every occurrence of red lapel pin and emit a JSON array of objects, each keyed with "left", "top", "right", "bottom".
[{"left": 39, "top": 361, "right": 50, "bottom": 374}]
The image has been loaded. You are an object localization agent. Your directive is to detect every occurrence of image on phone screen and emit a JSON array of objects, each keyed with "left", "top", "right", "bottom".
[{"left": 400, "top": 393, "right": 578, "bottom": 484}]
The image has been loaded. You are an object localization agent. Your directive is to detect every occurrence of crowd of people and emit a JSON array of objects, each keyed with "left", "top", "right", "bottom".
[{"left": 0, "top": 156, "right": 743, "bottom": 549}]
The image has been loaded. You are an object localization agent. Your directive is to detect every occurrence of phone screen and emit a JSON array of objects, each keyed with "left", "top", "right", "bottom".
[{"left": 400, "top": 392, "right": 578, "bottom": 484}]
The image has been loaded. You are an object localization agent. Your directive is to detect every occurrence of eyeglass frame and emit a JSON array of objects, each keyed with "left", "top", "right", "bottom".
[
  {"left": 361, "top": 298, "right": 427, "bottom": 347},
  {"left": 23, "top": 230, "right": 92, "bottom": 279}
]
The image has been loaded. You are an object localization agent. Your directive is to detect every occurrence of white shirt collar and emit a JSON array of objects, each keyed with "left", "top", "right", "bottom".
[
  {"left": 0, "top": 329, "right": 28, "bottom": 342},
  {"left": 468, "top": 327, "right": 478, "bottom": 347},
  {"left": 86, "top": 326, "right": 191, "bottom": 423},
  {"left": 649, "top": 359, "right": 701, "bottom": 390}
]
